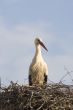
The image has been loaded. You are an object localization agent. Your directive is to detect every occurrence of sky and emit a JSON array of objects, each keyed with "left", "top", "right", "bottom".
[{"left": 0, "top": 0, "right": 73, "bottom": 86}]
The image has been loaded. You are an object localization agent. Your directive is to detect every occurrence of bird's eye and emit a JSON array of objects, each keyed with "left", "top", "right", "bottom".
[{"left": 37, "top": 39, "right": 40, "bottom": 42}]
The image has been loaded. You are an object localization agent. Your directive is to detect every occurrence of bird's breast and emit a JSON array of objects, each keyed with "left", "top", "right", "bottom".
[
  {"left": 29, "top": 55, "right": 48, "bottom": 85},
  {"left": 30, "top": 61, "right": 45, "bottom": 84},
  {"left": 30, "top": 58, "right": 45, "bottom": 76}
]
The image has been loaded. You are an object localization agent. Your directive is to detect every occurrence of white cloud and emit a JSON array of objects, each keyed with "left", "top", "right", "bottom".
[{"left": 0, "top": 18, "right": 73, "bottom": 85}]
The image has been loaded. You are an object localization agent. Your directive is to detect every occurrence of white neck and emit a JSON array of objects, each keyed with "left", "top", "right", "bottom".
[
  {"left": 32, "top": 44, "right": 43, "bottom": 63},
  {"left": 35, "top": 44, "right": 42, "bottom": 56}
]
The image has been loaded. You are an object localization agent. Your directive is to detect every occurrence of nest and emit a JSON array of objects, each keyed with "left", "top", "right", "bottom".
[{"left": 0, "top": 82, "right": 73, "bottom": 110}]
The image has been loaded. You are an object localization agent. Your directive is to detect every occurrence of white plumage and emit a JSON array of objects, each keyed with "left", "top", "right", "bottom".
[{"left": 29, "top": 38, "right": 48, "bottom": 86}]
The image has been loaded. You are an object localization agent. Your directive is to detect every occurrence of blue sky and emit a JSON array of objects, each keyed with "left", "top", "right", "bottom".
[{"left": 0, "top": 0, "right": 73, "bottom": 85}]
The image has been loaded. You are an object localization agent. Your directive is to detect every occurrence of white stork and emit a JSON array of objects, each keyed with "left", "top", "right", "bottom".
[{"left": 29, "top": 38, "right": 48, "bottom": 86}]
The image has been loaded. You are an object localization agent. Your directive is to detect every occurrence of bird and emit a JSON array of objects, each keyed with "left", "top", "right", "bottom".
[{"left": 28, "top": 37, "right": 48, "bottom": 86}]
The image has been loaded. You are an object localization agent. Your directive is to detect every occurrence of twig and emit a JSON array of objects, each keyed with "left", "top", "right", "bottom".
[{"left": 37, "top": 101, "right": 45, "bottom": 110}]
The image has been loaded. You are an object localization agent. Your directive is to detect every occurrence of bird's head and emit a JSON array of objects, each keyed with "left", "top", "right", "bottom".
[{"left": 34, "top": 37, "right": 48, "bottom": 51}]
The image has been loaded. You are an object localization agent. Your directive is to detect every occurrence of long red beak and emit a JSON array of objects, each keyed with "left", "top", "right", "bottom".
[{"left": 39, "top": 41, "right": 48, "bottom": 51}]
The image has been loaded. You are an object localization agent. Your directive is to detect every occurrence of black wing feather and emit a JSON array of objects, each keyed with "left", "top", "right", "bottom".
[
  {"left": 29, "top": 75, "right": 32, "bottom": 86},
  {"left": 44, "top": 74, "right": 47, "bottom": 84}
]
